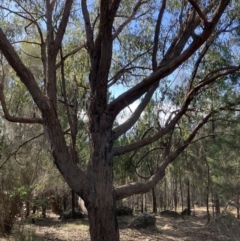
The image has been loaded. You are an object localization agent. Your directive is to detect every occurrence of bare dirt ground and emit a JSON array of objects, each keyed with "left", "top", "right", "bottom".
[{"left": 1, "top": 207, "right": 240, "bottom": 241}]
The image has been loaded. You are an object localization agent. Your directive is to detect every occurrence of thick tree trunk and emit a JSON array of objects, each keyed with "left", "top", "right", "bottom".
[
  {"left": 87, "top": 193, "right": 119, "bottom": 241},
  {"left": 84, "top": 161, "right": 119, "bottom": 241},
  {"left": 83, "top": 120, "right": 119, "bottom": 241}
]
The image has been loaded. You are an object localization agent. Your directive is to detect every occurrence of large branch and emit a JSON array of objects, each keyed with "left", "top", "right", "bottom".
[
  {"left": 0, "top": 132, "right": 44, "bottom": 169},
  {"left": 86, "top": 0, "right": 122, "bottom": 108},
  {"left": 81, "top": 0, "right": 94, "bottom": 51},
  {"left": 152, "top": 0, "right": 166, "bottom": 70},
  {"left": 113, "top": 83, "right": 158, "bottom": 140},
  {"left": 186, "top": 37, "right": 216, "bottom": 92},
  {"left": 112, "top": 0, "right": 145, "bottom": 40},
  {"left": 0, "top": 28, "right": 47, "bottom": 111},
  {"left": 188, "top": 0, "right": 209, "bottom": 26},
  {"left": 113, "top": 63, "right": 240, "bottom": 156},
  {"left": 95, "top": 0, "right": 121, "bottom": 85},
  {"left": 108, "top": 50, "right": 151, "bottom": 87},
  {"left": 55, "top": 43, "right": 86, "bottom": 69},
  {"left": 15, "top": 1, "right": 45, "bottom": 44},
  {"left": 54, "top": 0, "right": 74, "bottom": 55},
  {"left": 107, "top": 1, "right": 230, "bottom": 118},
  {"left": 115, "top": 112, "right": 212, "bottom": 200},
  {"left": 113, "top": 107, "right": 186, "bottom": 156},
  {"left": 0, "top": 84, "right": 43, "bottom": 124}
]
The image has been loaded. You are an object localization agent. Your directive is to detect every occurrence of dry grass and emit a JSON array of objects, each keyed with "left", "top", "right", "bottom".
[{"left": 0, "top": 207, "right": 240, "bottom": 241}]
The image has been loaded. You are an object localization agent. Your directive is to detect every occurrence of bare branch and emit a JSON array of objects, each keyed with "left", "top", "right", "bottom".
[
  {"left": 11, "top": 40, "right": 41, "bottom": 46},
  {"left": 108, "top": 49, "right": 151, "bottom": 87},
  {"left": 152, "top": 0, "right": 166, "bottom": 70},
  {"left": 113, "top": 62, "right": 240, "bottom": 156},
  {"left": 56, "top": 43, "right": 86, "bottom": 69},
  {"left": 193, "top": 64, "right": 240, "bottom": 93},
  {"left": 0, "top": 132, "right": 44, "bottom": 169},
  {"left": 0, "top": 81, "right": 43, "bottom": 124},
  {"left": 113, "top": 83, "right": 158, "bottom": 139},
  {"left": 107, "top": 1, "right": 230, "bottom": 118},
  {"left": 20, "top": 48, "right": 41, "bottom": 59},
  {"left": 113, "top": 0, "right": 146, "bottom": 39},
  {"left": 54, "top": 0, "right": 74, "bottom": 55},
  {"left": 186, "top": 37, "right": 215, "bottom": 92},
  {"left": 188, "top": 0, "right": 209, "bottom": 26},
  {"left": 0, "top": 28, "right": 47, "bottom": 111},
  {"left": 108, "top": 65, "right": 151, "bottom": 87},
  {"left": 81, "top": 0, "right": 94, "bottom": 51},
  {"left": 115, "top": 112, "right": 212, "bottom": 200},
  {"left": 15, "top": 1, "right": 45, "bottom": 44}
]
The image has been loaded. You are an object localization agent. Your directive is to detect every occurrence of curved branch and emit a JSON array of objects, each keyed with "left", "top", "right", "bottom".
[
  {"left": 113, "top": 62, "right": 240, "bottom": 156},
  {"left": 194, "top": 64, "right": 240, "bottom": 93},
  {"left": 15, "top": 1, "right": 45, "bottom": 44},
  {"left": 113, "top": 83, "right": 158, "bottom": 139},
  {"left": 113, "top": 116, "right": 178, "bottom": 156},
  {"left": 107, "top": 1, "right": 230, "bottom": 117},
  {"left": 186, "top": 38, "right": 215, "bottom": 92},
  {"left": 56, "top": 43, "right": 86, "bottom": 69},
  {"left": 188, "top": 0, "right": 209, "bottom": 26},
  {"left": 115, "top": 112, "right": 212, "bottom": 200},
  {"left": 108, "top": 49, "right": 151, "bottom": 87},
  {"left": 0, "top": 28, "right": 47, "bottom": 111},
  {"left": 112, "top": 0, "right": 146, "bottom": 40},
  {"left": 0, "top": 83, "right": 43, "bottom": 124},
  {"left": 0, "top": 132, "right": 44, "bottom": 169},
  {"left": 12, "top": 40, "right": 41, "bottom": 45}
]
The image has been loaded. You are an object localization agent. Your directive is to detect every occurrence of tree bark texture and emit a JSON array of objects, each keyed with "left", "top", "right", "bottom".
[{"left": 83, "top": 126, "right": 119, "bottom": 241}]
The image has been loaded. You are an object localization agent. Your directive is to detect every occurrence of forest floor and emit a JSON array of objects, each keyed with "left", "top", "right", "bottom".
[{"left": 1, "top": 207, "right": 240, "bottom": 241}]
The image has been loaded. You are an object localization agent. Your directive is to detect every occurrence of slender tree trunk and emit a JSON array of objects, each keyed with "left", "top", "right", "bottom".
[
  {"left": 215, "top": 194, "right": 220, "bottom": 215},
  {"left": 206, "top": 188, "right": 210, "bottom": 222},
  {"left": 144, "top": 193, "right": 147, "bottom": 212},
  {"left": 159, "top": 189, "right": 163, "bottom": 210},
  {"left": 187, "top": 179, "right": 191, "bottom": 216},
  {"left": 25, "top": 201, "right": 30, "bottom": 217},
  {"left": 164, "top": 178, "right": 167, "bottom": 210},
  {"left": 205, "top": 156, "right": 211, "bottom": 223},
  {"left": 63, "top": 195, "right": 67, "bottom": 212},
  {"left": 236, "top": 196, "right": 240, "bottom": 219},
  {"left": 174, "top": 180, "right": 178, "bottom": 212},
  {"left": 41, "top": 195, "right": 46, "bottom": 218},
  {"left": 152, "top": 188, "right": 157, "bottom": 213},
  {"left": 180, "top": 173, "right": 184, "bottom": 211},
  {"left": 211, "top": 194, "right": 215, "bottom": 218},
  {"left": 141, "top": 194, "right": 144, "bottom": 213}
]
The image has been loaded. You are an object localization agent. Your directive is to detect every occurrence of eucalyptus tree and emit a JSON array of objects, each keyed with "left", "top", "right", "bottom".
[{"left": 0, "top": 1, "right": 240, "bottom": 240}]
